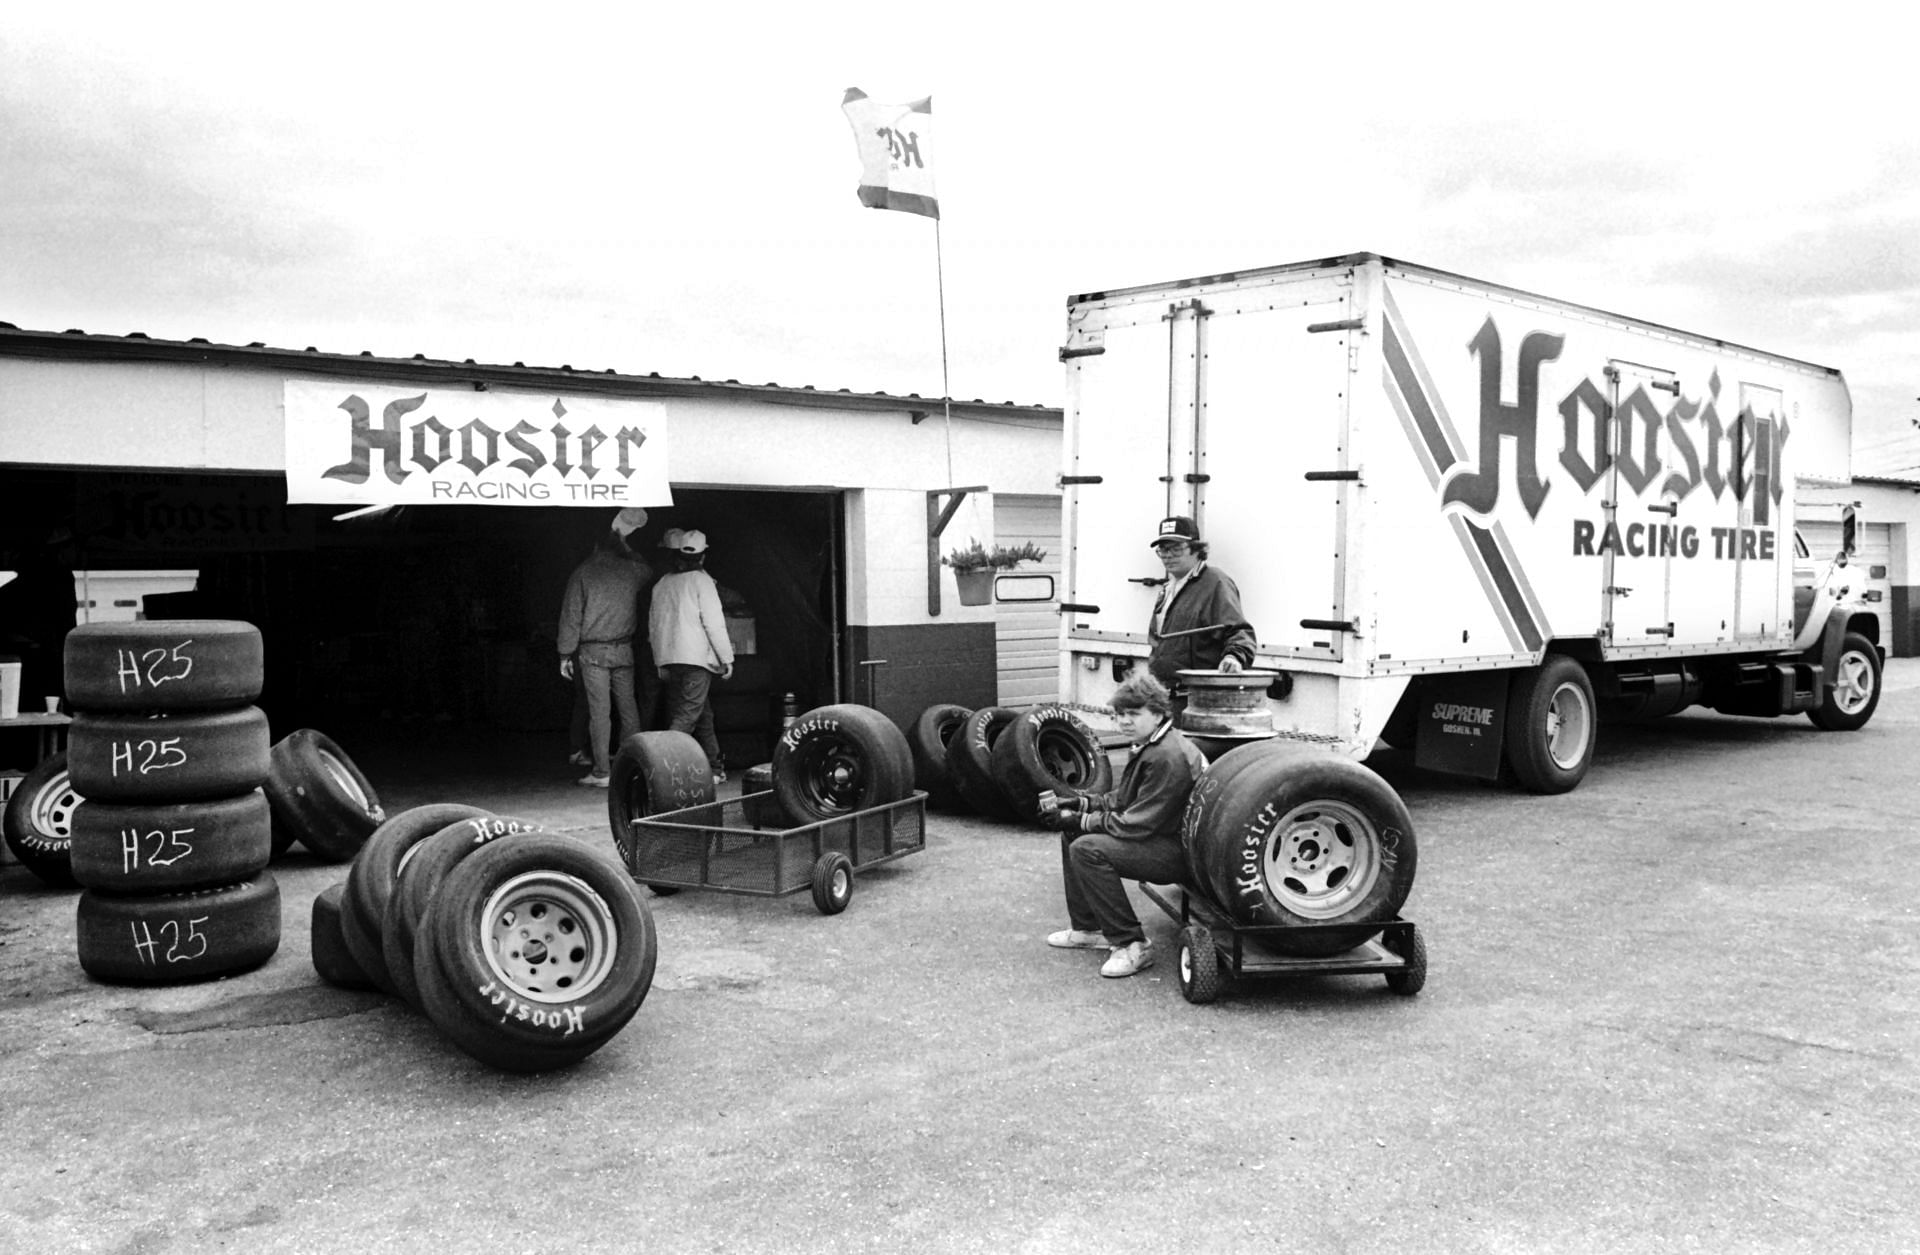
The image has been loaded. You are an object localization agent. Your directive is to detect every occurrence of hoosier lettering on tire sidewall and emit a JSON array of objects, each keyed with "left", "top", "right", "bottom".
[
  {"left": 943, "top": 706, "right": 1024, "bottom": 822},
  {"left": 417, "top": 833, "right": 656, "bottom": 1072},
  {"left": 382, "top": 814, "right": 544, "bottom": 1009},
  {"left": 988, "top": 704, "right": 1114, "bottom": 825},
  {"left": 772, "top": 704, "right": 914, "bottom": 825},
  {"left": 343, "top": 802, "right": 493, "bottom": 996},
  {"left": 75, "top": 873, "right": 282, "bottom": 985},
  {"left": 1182, "top": 743, "right": 1417, "bottom": 957},
  {"left": 63, "top": 620, "right": 264, "bottom": 713}
]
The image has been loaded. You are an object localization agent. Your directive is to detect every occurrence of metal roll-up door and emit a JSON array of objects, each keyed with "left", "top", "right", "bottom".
[{"left": 993, "top": 494, "right": 1063, "bottom": 706}]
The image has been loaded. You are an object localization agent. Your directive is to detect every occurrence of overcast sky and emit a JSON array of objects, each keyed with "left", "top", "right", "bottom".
[{"left": 6, "top": 4, "right": 1917, "bottom": 472}]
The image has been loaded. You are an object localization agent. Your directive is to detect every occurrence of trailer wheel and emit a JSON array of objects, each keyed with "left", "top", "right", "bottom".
[
  {"left": 63, "top": 620, "right": 264, "bottom": 712},
  {"left": 909, "top": 703, "right": 973, "bottom": 812},
  {"left": 810, "top": 852, "right": 854, "bottom": 915},
  {"left": 943, "top": 706, "right": 1024, "bottom": 822},
  {"left": 989, "top": 705, "right": 1114, "bottom": 825},
  {"left": 263, "top": 729, "right": 386, "bottom": 863},
  {"left": 342, "top": 803, "right": 493, "bottom": 996},
  {"left": 1503, "top": 657, "right": 1596, "bottom": 794},
  {"left": 312, "top": 882, "right": 377, "bottom": 990},
  {"left": 1183, "top": 744, "right": 1417, "bottom": 956},
  {"left": 2, "top": 753, "right": 81, "bottom": 887},
  {"left": 69, "top": 791, "right": 272, "bottom": 894},
  {"left": 1385, "top": 924, "right": 1427, "bottom": 996},
  {"left": 75, "top": 874, "right": 281, "bottom": 985},
  {"left": 382, "top": 814, "right": 544, "bottom": 1009},
  {"left": 773, "top": 704, "right": 913, "bottom": 824},
  {"left": 1808, "top": 631, "right": 1881, "bottom": 732},
  {"left": 1178, "top": 926, "right": 1221, "bottom": 1005},
  {"left": 67, "top": 707, "right": 272, "bottom": 804},
  {"left": 608, "top": 731, "right": 715, "bottom": 868}
]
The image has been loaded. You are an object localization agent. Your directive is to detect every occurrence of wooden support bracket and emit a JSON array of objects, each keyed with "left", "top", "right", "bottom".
[{"left": 926, "top": 485, "right": 991, "bottom": 616}]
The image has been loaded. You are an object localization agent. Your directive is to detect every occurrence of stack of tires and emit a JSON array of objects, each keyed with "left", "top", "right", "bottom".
[
  {"left": 312, "top": 803, "right": 659, "bottom": 1072},
  {"left": 62, "top": 621, "right": 281, "bottom": 985},
  {"left": 910, "top": 702, "right": 1112, "bottom": 827}
]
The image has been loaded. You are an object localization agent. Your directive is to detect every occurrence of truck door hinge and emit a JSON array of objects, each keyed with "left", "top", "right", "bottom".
[
  {"left": 1304, "top": 469, "right": 1362, "bottom": 482},
  {"left": 1057, "top": 474, "right": 1103, "bottom": 486},
  {"left": 1604, "top": 586, "right": 1631, "bottom": 597}
]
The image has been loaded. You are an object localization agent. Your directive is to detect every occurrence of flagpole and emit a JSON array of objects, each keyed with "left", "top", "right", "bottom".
[{"left": 935, "top": 217, "right": 954, "bottom": 490}]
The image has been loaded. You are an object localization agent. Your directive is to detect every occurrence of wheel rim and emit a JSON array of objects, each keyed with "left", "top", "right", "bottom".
[
  {"left": 29, "top": 770, "right": 80, "bottom": 838},
  {"left": 481, "top": 871, "right": 617, "bottom": 1003},
  {"left": 1034, "top": 726, "right": 1100, "bottom": 789},
  {"left": 1834, "top": 649, "right": 1875, "bottom": 714},
  {"left": 318, "top": 750, "right": 371, "bottom": 808},
  {"left": 831, "top": 866, "right": 851, "bottom": 902},
  {"left": 1543, "top": 681, "right": 1594, "bottom": 772},
  {"left": 1179, "top": 942, "right": 1194, "bottom": 985},
  {"left": 794, "top": 735, "right": 871, "bottom": 816},
  {"left": 1261, "top": 799, "right": 1383, "bottom": 919}
]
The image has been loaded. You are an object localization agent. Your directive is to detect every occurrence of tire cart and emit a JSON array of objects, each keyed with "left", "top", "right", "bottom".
[
  {"left": 1139, "top": 882, "right": 1427, "bottom": 1005},
  {"left": 622, "top": 790, "right": 928, "bottom": 915}
]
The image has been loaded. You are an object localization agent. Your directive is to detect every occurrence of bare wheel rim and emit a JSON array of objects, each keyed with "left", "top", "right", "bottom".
[
  {"left": 1034, "top": 726, "right": 1099, "bottom": 789},
  {"left": 1544, "top": 681, "right": 1594, "bottom": 772},
  {"left": 830, "top": 866, "right": 851, "bottom": 901},
  {"left": 1261, "top": 799, "right": 1383, "bottom": 919},
  {"left": 481, "top": 871, "right": 617, "bottom": 1003},
  {"left": 1834, "top": 649, "right": 1875, "bottom": 713},
  {"left": 1179, "top": 941, "right": 1194, "bottom": 984},
  {"left": 30, "top": 770, "right": 80, "bottom": 838},
  {"left": 318, "top": 750, "right": 371, "bottom": 808}
]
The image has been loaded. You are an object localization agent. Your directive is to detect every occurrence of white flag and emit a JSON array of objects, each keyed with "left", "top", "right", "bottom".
[{"left": 842, "top": 88, "right": 938, "bottom": 220}]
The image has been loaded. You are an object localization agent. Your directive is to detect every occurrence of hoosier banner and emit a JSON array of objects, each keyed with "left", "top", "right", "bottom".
[{"left": 283, "top": 381, "right": 673, "bottom": 508}]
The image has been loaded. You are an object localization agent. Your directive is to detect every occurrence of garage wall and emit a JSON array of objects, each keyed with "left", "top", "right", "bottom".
[{"left": 992, "top": 494, "right": 1063, "bottom": 707}]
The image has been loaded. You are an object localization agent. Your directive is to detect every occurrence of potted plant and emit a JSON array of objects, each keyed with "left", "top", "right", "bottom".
[{"left": 942, "top": 539, "right": 1047, "bottom": 606}]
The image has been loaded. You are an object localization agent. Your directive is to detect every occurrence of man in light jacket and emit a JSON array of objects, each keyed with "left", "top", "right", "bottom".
[
  {"left": 648, "top": 528, "right": 734, "bottom": 784},
  {"left": 558, "top": 528, "right": 650, "bottom": 787}
]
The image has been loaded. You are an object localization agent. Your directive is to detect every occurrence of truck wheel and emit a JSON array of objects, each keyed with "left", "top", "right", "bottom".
[
  {"left": 1178, "top": 925, "right": 1222, "bottom": 1004},
  {"left": 416, "top": 833, "right": 656, "bottom": 1071},
  {"left": 2, "top": 753, "right": 81, "bottom": 887},
  {"left": 382, "top": 815, "right": 544, "bottom": 1009},
  {"left": 773, "top": 704, "right": 913, "bottom": 824},
  {"left": 988, "top": 705, "right": 1114, "bottom": 826},
  {"left": 312, "top": 882, "right": 377, "bottom": 990},
  {"left": 67, "top": 707, "right": 272, "bottom": 804},
  {"left": 75, "top": 874, "right": 281, "bottom": 985},
  {"left": 1808, "top": 631, "right": 1881, "bottom": 731},
  {"left": 69, "top": 791, "right": 271, "bottom": 893},
  {"left": 263, "top": 730, "right": 386, "bottom": 864},
  {"left": 810, "top": 852, "right": 854, "bottom": 915},
  {"left": 63, "top": 620, "right": 263, "bottom": 712},
  {"left": 1183, "top": 746, "right": 1417, "bottom": 956},
  {"left": 1385, "top": 924, "right": 1427, "bottom": 996},
  {"left": 909, "top": 703, "right": 973, "bottom": 812},
  {"left": 1503, "top": 657, "right": 1596, "bottom": 794},
  {"left": 608, "top": 731, "right": 714, "bottom": 869},
  {"left": 944, "top": 706, "right": 1024, "bottom": 822},
  {"left": 342, "top": 803, "right": 493, "bottom": 996}
]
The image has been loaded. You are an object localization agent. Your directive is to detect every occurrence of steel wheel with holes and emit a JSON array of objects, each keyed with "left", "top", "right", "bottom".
[
  {"left": 2, "top": 752, "right": 81, "bottom": 887},
  {"left": 1808, "top": 631, "right": 1882, "bottom": 731},
  {"left": 418, "top": 832, "right": 656, "bottom": 1071},
  {"left": 989, "top": 705, "right": 1115, "bottom": 826},
  {"left": 1502, "top": 656, "right": 1596, "bottom": 794},
  {"left": 773, "top": 704, "right": 913, "bottom": 825},
  {"left": 1178, "top": 925, "right": 1222, "bottom": 1004},
  {"left": 262, "top": 728, "right": 386, "bottom": 862},
  {"left": 1184, "top": 745, "right": 1418, "bottom": 956},
  {"left": 811, "top": 852, "right": 854, "bottom": 915}
]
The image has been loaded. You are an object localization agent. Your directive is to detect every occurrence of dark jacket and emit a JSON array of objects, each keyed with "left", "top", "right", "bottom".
[
  {"left": 1078, "top": 718, "right": 1208, "bottom": 842},
  {"left": 1146, "top": 562, "right": 1256, "bottom": 686}
]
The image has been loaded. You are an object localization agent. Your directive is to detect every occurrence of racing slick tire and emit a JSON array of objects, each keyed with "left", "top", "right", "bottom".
[
  {"left": 382, "top": 814, "right": 544, "bottom": 1010},
  {"left": 3, "top": 752, "right": 82, "bottom": 888},
  {"left": 75, "top": 873, "right": 281, "bottom": 985},
  {"left": 988, "top": 704, "right": 1114, "bottom": 826},
  {"left": 908, "top": 703, "right": 973, "bottom": 813},
  {"left": 342, "top": 803, "right": 493, "bottom": 996},
  {"left": 263, "top": 729, "right": 386, "bottom": 863},
  {"left": 943, "top": 706, "right": 1024, "bottom": 823},
  {"left": 607, "top": 731, "right": 716, "bottom": 870},
  {"left": 69, "top": 790, "right": 271, "bottom": 894},
  {"left": 773, "top": 704, "right": 913, "bottom": 825},
  {"left": 67, "top": 707, "right": 271, "bottom": 804},
  {"left": 312, "top": 881, "right": 377, "bottom": 990},
  {"left": 63, "top": 620, "right": 264, "bottom": 712}
]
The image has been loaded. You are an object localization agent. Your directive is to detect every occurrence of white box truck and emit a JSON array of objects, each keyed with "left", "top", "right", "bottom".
[{"left": 1057, "top": 253, "right": 1883, "bottom": 793}]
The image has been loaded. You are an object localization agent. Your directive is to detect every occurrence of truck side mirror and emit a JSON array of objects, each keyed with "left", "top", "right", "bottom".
[{"left": 1841, "top": 505, "right": 1859, "bottom": 557}]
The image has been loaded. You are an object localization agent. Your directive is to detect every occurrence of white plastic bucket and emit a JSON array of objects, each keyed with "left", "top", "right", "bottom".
[{"left": 0, "top": 660, "right": 19, "bottom": 721}]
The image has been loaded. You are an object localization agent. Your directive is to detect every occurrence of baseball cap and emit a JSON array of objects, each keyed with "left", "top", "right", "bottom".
[
  {"left": 658, "top": 527, "right": 686, "bottom": 550},
  {"left": 1148, "top": 516, "right": 1201, "bottom": 548},
  {"left": 610, "top": 507, "right": 648, "bottom": 537},
  {"left": 677, "top": 529, "right": 709, "bottom": 554}
]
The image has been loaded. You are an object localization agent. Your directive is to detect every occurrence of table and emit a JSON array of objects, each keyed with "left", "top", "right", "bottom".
[{"left": 0, "top": 711, "right": 73, "bottom": 765}]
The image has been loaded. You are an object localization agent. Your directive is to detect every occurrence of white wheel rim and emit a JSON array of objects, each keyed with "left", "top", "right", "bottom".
[
  {"left": 30, "top": 770, "right": 80, "bottom": 838},
  {"left": 480, "top": 871, "right": 617, "bottom": 1003},
  {"left": 1261, "top": 799, "right": 1383, "bottom": 920},
  {"left": 1544, "top": 681, "right": 1594, "bottom": 771},
  {"left": 1834, "top": 650, "right": 1875, "bottom": 714}
]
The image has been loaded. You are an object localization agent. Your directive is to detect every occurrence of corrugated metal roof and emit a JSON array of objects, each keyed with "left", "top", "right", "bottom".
[{"left": 0, "top": 321, "right": 1060, "bottom": 422}]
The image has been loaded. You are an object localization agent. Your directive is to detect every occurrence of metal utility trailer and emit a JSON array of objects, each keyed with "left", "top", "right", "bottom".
[
  {"left": 1139, "top": 882, "right": 1427, "bottom": 1005},
  {"left": 624, "top": 791, "right": 928, "bottom": 915}
]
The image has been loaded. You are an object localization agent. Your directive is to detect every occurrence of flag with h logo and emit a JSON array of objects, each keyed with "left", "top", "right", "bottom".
[{"left": 842, "top": 88, "right": 939, "bottom": 220}]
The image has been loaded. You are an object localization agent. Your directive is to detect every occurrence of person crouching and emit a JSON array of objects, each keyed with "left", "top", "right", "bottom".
[{"left": 1041, "top": 672, "right": 1207, "bottom": 979}]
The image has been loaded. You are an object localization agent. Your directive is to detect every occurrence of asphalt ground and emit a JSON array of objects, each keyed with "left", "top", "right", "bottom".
[{"left": 2, "top": 665, "right": 1917, "bottom": 1253}]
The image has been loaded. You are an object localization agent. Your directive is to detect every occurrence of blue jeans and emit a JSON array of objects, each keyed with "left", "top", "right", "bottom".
[
  {"left": 661, "top": 663, "right": 723, "bottom": 772},
  {"left": 579, "top": 642, "right": 641, "bottom": 776},
  {"left": 1060, "top": 830, "right": 1191, "bottom": 947}
]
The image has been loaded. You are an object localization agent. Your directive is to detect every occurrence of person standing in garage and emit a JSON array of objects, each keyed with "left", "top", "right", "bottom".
[
  {"left": 649, "top": 528, "right": 734, "bottom": 785},
  {"left": 558, "top": 527, "right": 650, "bottom": 787}
]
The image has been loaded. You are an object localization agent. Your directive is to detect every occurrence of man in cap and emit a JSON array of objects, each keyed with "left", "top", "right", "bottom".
[
  {"left": 558, "top": 510, "right": 651, "bottom": 786},
  {"left": 649, "top": 526, "right": 734, "bottom": 785},
  {"left": 1144, "top": 515, "right": 1256, "bottom": 697}
]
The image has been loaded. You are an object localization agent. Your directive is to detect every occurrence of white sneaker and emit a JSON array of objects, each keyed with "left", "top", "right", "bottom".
[
  {"left": 1047, "top": 928, "right": 1107, "bottom": 950},
  {"left": 1100, "top": 940, "right": 1155, "bottom": 978},
  {"left": 578, "top": 772, "right": 610, "bottom": 788}
]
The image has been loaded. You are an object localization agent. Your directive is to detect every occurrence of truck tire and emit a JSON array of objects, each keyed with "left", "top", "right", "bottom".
[
  {"left": 1503, "top": 656, "right": 1596, "bottom": 794},
  {"left": 988, "top": 704, "right": 1114, "bottom": 825},
  {"left": 944, "top": 706, "right": 1024, "bottom": 822},
  {"left": 67, "top": 707, "right": 272, "bottom": 804},
  {"left": 312, "top": 881, "right": 377, "bottom": 990},
  {"left": 75, "top": 874, "right": 281, "bottom": 985},
  {"left": 1182, "top": 743, "right": 1417, "bottom": 956},
  {"left": 263, "top": 729, "right": 386, "bottom": 863},
  {"left": 3, "top": 753, "right": 82, "bottom": 887},
  {"left": 909, "top": 703, "right": 972, "bottom": 812},
  {"left": 69, "top": 790, "right": 272, "bottom": 893},
  {"left": 415, "top": 833, "right": 656, "bottom": 1072},
  {"left": 773, "top": 704, "right": 913, "bottom": 824},
  {"left": 607, "top": 731, "right": 715, "bottom": 869},
  {"left": 63, "top": 620, "right": 264, "bottom": 712},
  {"left": 342, "top": 803, "right": 493, "bottom": 995},
  {"left": 1808, "top": 631, "right": 1881, "bottom": 732},
  {"left": 382, "top": 815, "right": 545, "bottom": 1010}
]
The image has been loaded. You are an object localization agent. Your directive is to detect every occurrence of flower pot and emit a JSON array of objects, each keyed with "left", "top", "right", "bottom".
[{"left": 954, "top": 569, "right": 994, "bottom": 606}]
